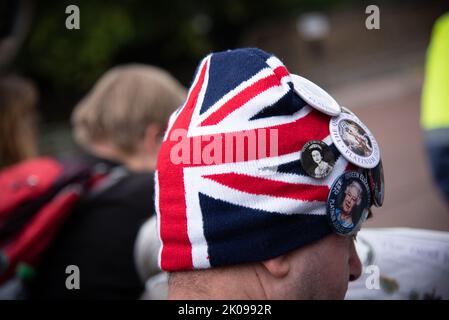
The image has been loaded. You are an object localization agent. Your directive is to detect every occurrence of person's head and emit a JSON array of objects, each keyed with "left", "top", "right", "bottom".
[
  {"left": 311, "top": 149, "right": 323, "bottom": 164},
  {"left": 342, "top": 181, "right": 363, "bottom": 215},
  {"left": 71, "top": 64, "right": 186, "bottom": 172},
  {"left": 0, "top": 75, "right": 38, "bottom": 169},
  {"left": 156, "top": 48, "right": 380, "bottom": 299}
]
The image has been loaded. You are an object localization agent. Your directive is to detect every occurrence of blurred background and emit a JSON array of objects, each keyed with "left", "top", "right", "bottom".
[{"left": 1, "top": 0, "right": 449, "bottom": 230}]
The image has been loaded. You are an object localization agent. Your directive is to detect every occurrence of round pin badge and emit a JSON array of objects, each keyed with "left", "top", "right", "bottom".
[
  {"left": 291, "top": 74, "right": 341, "bottom": 116},
  {"left": 341, "top": 106, "right": 355, "bottom": 115},
  {"left": 329, "top": 112, "right": 380, "bottom": 169},
  {"left": 327, "top": 171, "right": 371, "bottom": 236},
  {"left": 367, "top": 160, "right": 385, "bottom": 207},
  {"left": 301, "top": 140, "right": 335, "bottom": 178}
]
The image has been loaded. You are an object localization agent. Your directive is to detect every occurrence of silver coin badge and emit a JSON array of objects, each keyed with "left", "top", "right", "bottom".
[
  {"left": 327, "top": 171, "right": 371, "bottom": 236},
  {"left": 341, "top": 106, "right": 355, "bottom": 115},
  {"left": 329, "top": 112, "right": 380, "bottom": 169},
  {"left": 291, "top": 74, "right": 341, "bottom": 116}
]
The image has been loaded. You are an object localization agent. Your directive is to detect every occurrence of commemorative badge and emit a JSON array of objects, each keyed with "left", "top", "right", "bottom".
[
  {"left": 327, "top": 171, "right": 371, "bottom": 236},
  {"left": 367, "top": 160, "right": 385, "bottom": 207},
  {"left": 301, "top": 140, "right": 335, "bottom": 179},
  {"left": 329, "top": 112, "right": 380, "bottom": 169},
  {"left": 341, "top": 106, "right": 355, "bottom": 115},
  {"left": 291, "top": 74, "right": 341, "bottom": 116}
]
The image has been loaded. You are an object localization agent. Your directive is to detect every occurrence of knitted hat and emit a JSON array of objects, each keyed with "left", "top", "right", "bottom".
[{"left": 156, "top": 48, "right": 369, "bottom": 271}]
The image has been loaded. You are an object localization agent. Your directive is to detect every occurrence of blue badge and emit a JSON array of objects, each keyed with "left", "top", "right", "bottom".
[{"left": 327, "top": 171, "right": 371, "bottom": 236}]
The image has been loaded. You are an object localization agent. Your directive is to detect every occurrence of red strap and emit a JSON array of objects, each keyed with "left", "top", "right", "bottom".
[{"left": 1, "top": 187, "right": 81, "bottom": 279}]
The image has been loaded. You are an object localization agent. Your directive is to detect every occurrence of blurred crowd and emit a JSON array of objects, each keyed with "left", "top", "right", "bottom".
[{"left": 0, "top": 64, "right": 186, "bottom": 299}]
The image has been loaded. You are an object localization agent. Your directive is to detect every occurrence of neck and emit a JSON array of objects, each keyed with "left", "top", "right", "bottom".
[
  {"left": 89, "top": 143, "right": 156, "bottom": 172},
  {"left": 123, "top": 153, "right": 157, "bottom": 172},
  {"left": 168, "top": 265, "right": 268, "bottom": 300}
]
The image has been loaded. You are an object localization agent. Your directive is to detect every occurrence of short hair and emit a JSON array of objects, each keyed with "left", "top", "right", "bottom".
[
  {"left": 345, "top": 181, "right": 363, "bottom": 206},
  {"left": 0, "top": 75, "right": 38, "bottom": 169},
  {"left": 168, "top": 270, "right": 211, "bottom": 297},
  {"left": 71, "top": 64, "right": 187, "bottom": 154}
]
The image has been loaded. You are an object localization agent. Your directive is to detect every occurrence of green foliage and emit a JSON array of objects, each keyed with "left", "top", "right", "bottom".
[
  {"left": 24, "top": 1, "right": 134, "bottom": 90},
  {"left": 13, "top": 0, "right": 353, "bottom": 119}
]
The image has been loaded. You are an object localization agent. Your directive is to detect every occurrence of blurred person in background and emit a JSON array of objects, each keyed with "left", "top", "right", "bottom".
[
  {"left": 0, "top": 75, "right": 38, "bottom": 169},
  {"left": 27, "top": 64, "right": 186, "bottom": 299},
  {"left": 422, "top": 12, "right": 449, "bottom": 205}
]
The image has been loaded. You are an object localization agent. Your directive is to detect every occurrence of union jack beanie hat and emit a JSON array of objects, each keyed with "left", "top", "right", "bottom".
[{"left": 156, "top": 48, "right": 357, "bottom": 271}]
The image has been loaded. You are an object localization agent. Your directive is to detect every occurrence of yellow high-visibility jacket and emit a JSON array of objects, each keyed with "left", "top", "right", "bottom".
[{"left": 422, "top": 13, "right": 449, "bottom": 131}]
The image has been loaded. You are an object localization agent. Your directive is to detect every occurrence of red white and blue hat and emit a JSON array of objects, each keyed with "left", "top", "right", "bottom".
[{"left": 155, "top": 48, "right": 377, "bottom": 271}]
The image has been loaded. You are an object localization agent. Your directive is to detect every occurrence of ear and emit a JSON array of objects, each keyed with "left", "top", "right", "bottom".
[
  {"left": 143, "top": 123, "right": 162, "bottom": 153},
  {"left": 261, "top": 255, "right": 290, "bottom": 279}
]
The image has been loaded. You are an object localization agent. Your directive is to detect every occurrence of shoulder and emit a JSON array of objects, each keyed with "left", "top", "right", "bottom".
[{"left": 107, "top": 170, "right": 155, "bottom": 201}]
